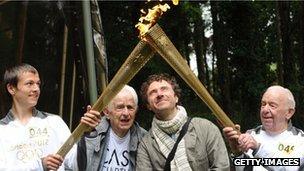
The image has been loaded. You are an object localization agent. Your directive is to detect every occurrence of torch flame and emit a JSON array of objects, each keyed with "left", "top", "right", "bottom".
[
  {"left": 172, "top": 0, "right": 179, "bottom": 5},
  {"left": 136, "top": 0, "right": 179, "bottom": 39}
]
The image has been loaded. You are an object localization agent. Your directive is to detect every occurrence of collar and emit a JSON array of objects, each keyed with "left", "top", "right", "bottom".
[{"left": 0, "top": 108, "right": 47, "bottom": 125}]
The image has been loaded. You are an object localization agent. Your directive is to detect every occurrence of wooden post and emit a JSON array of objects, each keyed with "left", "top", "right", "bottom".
[{"left": 59, "top": 25, "right": 68, "bottom": 117}]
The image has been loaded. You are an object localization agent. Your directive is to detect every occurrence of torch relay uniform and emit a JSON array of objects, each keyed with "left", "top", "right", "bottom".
[
  {"left": 235, "top": 122, "right": 304, "bottom": 171},
  {"left": 77, "top": 116, "right": 147, "bottom": 171},
  {"left": 0, "top": 109, "right": 78, "bottom": 171},
  {"left": 136, "top": 106, "right": 230, "bottom": 171}
]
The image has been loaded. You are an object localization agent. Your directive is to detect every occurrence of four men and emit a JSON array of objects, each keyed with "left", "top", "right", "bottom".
[{"left": 1, "top": 63, "right": 303, "bottom": 171}]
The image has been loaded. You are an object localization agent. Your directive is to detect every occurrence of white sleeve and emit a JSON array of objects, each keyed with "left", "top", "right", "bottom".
[
  {"left": 50, "top": 116, "right": 79, "bottom": 170},
  {"left": 253, "top": 143, "right": 274, "bottom": 158},
  {"left": 63, "top": 144, "right": 79, "bottom": 171}
]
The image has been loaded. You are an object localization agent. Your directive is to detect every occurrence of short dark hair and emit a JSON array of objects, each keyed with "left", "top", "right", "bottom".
[
  {"left": 3, "top": 63, "right": 38, "bottom": 93},
  {"left": 140, "top": 73, "right": 181, "bottom": 105}
]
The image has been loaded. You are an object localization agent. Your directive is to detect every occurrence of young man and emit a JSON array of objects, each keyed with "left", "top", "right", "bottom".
[
  {"left": 0, "top": 63, "right": 101, "bottom": 170},
  {"left": 136, "top": 73, "right": 230, "bottom": 171},
  {"left": 223, "top": 85, "right": 304, "bottom": 171},
  {"left": 77, "top": 85, "right": 146, "bottom": 171}
]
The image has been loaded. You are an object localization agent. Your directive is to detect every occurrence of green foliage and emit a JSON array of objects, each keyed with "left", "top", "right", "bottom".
[{"left": 1, "top": 1, "right": 304, "bottom": 131}]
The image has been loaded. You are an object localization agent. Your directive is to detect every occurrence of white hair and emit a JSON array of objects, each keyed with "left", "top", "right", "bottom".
[
  {"left": 107, "top": 85, "right": 138, "bottom": 111},
  {"left": 121, "top": 85, "right": 138, "bottom": 106},
  {"left": 266, "top": 85, "right": 295, "bottom": 109}
]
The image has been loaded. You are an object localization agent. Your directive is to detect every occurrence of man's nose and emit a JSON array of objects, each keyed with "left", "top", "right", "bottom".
[
  {"left": 32, "top": 83, "right": 40, "bottom": 91},
  {"left": 121, "top": 107, "right": 129, "bottom": 115},
  {"left": 261, "top": 105, "right": 271, "bottom": 113},
  {"left": 156, "top": 90, "right": 164, "bottom": 98}
]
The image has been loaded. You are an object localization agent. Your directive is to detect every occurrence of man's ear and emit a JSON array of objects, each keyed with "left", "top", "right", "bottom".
[
  {"left": 103, "top": 107, "right": 110, "bottom": 119},
  {"left": 286, "top": 108, "right": 295, "bottom": 120},
  {"left": 175, "top": 95, "right": 179, "bottom": 104},
  {"left": 7, "top": 84, "right": 16, "bottom": 95}
]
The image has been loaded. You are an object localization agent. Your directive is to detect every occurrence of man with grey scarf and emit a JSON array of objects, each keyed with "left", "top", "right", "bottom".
[{"left": 136, "top": 73, "right": 230, "bottom": 171}]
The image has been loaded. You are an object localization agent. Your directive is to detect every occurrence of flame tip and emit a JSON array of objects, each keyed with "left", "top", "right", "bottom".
[{"left": 136, "top": 0, "right": 179, "bottom": 37}]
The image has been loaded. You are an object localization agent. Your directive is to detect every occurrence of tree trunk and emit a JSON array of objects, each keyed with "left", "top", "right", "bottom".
[
  {"left": 277, "top": 1, "right": 297, "bottom": 87},
  {"left": 210, "top": 1, "right": 232, "bottom": 115},
  {"left": 193, "top": 3, "right": 210, "bottom": 90},
  {"left": 298, "top": 1, "right": 304, "bottom": 120},
  {"left": 211, "top": 44, "right": 216, "bottom": 95},
  {"left": 91, "top": 0, "right": 108, "bottom": 93},
  {"left": 275, "top": 2, "right": 284, "bottom": 85},
  {"left": 183, "top": 37, "right": 191, "bottom": 66},
  {"left": 277, "top": 2, "right": 301, "bottom": 127},
  {"left": 299, "top": 2, "right": 304, "bottom": 82},
  {"left": 16, "top": 0, "right": 28, "bottom": 63}
]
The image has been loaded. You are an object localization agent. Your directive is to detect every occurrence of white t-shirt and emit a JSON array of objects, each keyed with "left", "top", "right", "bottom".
[
  {"left": 100, "top": 128, "right": 131, "bottom": 171},
  {"left": 254, "top": 129, "right": 304, "bottom": 159},
  {"left": 238, "top": 126, "right": 304, "bottom": 171},
  {"left": 253, "top": 129, "right": 304, "bottom": 171},
  {"left": 0, "top": 111, "right": 77, "bottom": 171}
]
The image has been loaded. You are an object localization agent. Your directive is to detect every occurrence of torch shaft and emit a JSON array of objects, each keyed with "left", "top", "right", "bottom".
[
  {"left": 144, "top": 24, "right": 236, "bottom": 128},
  {"left": 57, "top": 40, "right": 155, "bottom": 157}
]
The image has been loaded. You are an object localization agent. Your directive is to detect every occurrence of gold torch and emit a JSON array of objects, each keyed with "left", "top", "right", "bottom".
[
  {"left": 135, "top": 1, "right": 237, "bottom": 128},
  {"left": 57, "top": 1, "right": 174, "bottom": 158},
  {"left": 57, "top": 0, "right": 238, "bottom": 158},
  {"left": 142, "top": 24, "right": 237, "bottom": 129},
  {"left": 57, "top": 40, "right": 154, "bottom": 157}
]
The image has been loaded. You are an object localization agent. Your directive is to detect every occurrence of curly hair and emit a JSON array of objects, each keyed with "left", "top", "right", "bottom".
[{"left": 140, "top": 73, "right": 181, "bottom": 105}]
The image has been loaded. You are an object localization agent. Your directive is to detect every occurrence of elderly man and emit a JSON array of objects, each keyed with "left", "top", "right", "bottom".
[
  {"left": 136, "top": 73, "right": 230, "bottom": 171},
  {"left": 223, "top": 85, "right": 304, "bottom": 171},
  {"left": 77, "top": 85, "right": 146, "bottom": 171},
  {"left": 0, "top": 63, "right": 100, "bottom": 170}
]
